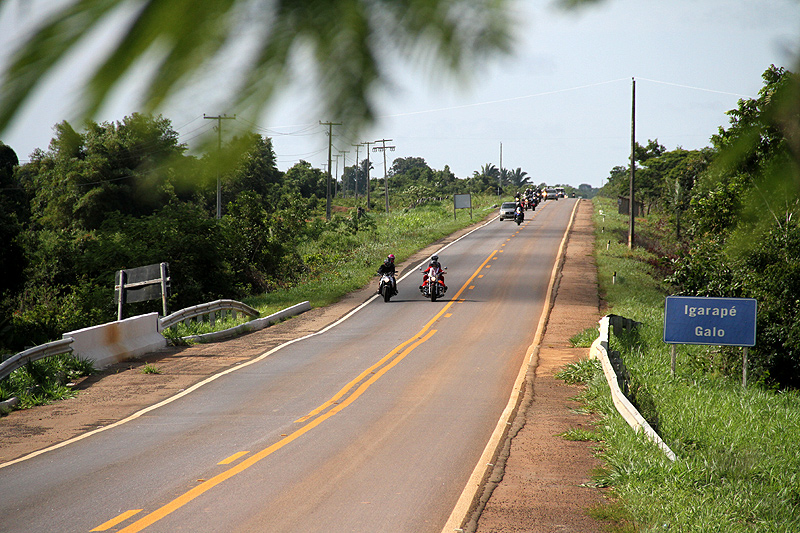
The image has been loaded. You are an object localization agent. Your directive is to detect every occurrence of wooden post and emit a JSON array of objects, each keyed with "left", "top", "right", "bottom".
[
  {"left": 670, "top": 344, "right": 677, "bottom": 377},
  {"left": 160, "top": 262, "right": 169, "bottom": 317},
  {"left": 116, "top": 270, "right": 126, "bottom": 321},
  {"left": 629, "top": 78, "right": 636, "bottom": 249},
  {"left": 743, "top": 347, "right": 748, "bottom": 388}
]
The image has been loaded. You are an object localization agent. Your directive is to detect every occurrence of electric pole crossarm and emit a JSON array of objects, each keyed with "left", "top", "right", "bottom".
[{"left": 372, "top": 139, "right": 395, "bottom": 213}]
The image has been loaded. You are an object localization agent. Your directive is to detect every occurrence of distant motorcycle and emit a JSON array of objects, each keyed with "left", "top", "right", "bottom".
[
  {"left": 378, "top": 272, "right": 396, "bottom": 302},
  {"left": 514, "top": 209, "right": 524, "bottom": 225},
  {"left": 421, "top": 266, "right": 446, "bottom": 302}
]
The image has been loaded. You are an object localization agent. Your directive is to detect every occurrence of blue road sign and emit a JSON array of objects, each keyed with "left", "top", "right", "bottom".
[{"left": 664, "top": 296, "right": 757, "bottom": 346}]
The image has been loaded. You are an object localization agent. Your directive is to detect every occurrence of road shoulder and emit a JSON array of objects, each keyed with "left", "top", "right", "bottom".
[{"left": 473, "top": 199, "right": 609, "bottom": 532}]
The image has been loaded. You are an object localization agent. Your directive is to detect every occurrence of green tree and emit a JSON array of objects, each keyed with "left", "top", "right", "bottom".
[
  {"left": 508, "top": 167, "right": 530, "bottom": 189},
  {"left": 0, "top": 142, "right": 26, "bottom": 336},
  {"left": 670, "top": 66, "right": 800, "bottom": 388},
  {"left": 389, "top": 157, "right": 435, "bottom": 190},
  {"left": 284, "top": 160, "right": 326, "bottom": 201},
  {"left": 468, "top": 163, "right": 501, "bottom": 194},
  {"left": 18, "top": 114, "right": 187, "bottom": 231}
]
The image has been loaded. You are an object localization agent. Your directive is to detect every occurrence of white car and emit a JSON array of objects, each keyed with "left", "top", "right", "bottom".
[{"left": 499, "top": 202, "right": 517, "bottom": 220}]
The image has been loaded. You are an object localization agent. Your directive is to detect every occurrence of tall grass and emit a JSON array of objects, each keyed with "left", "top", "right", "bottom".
[
  {"left": 244, "top": 195, "right": 497, "bottom": 314},
  {"left": 583, "top": 198, "right": 800, "bottom": 532},
  {"left": 1, "top": 194, "right": 500, "bottom": 410},
  {"left": 0, "top": 354, "right": 95, "bottom": 411}
]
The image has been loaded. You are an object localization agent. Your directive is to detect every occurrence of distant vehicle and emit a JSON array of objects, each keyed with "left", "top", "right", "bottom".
[
  {"left": 555, "top": 187, "right": 565, "bottom": 198},
  {"left": 544, "top": 188, "right": 559, "bottom": 200},
  {"left": 499, "top": 202, "right": 517, "bottom": 220}
]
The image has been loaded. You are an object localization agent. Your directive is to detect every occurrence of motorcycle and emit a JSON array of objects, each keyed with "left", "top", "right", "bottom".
[
  {"left": 378, "top": 272, "right": 396, "bottom": 302},
  {"left": 514, "top": 210, "right": 524, "bottom": 225},
  {"left": 420, "top": 266, "right": 447, "bottom": 302}
]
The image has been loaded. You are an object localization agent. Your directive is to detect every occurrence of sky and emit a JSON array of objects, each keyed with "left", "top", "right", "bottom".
[{"left": 1, "top": 0, "right": 799, "bottom": 189}]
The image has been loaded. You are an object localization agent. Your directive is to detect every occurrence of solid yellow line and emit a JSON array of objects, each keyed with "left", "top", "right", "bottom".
[
  {"left": 117, "top": 330, "right": 438, "bottom": 533},
  {"left": 90, "top": 509, "right": 142, "bottom": 531},
  {"left": 218, "top": 451, "right": 249, "bottom": 465},
  {"left": 293, "top": 334, "right": 420, "bottom": 423},
  {"left": 295, "top": 250, "right": 496, "bottom": 424},
  {"left": 114, "top": 249, "right": 498, "bottom": 533}
]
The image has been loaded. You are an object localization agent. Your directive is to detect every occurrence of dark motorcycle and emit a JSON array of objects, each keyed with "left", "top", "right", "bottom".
[
  {"left": 514, "top": 210, "right": 524, "bottom": 225},
  {"left": 378, "top": 272, "right": 396, "bottom": 302}
]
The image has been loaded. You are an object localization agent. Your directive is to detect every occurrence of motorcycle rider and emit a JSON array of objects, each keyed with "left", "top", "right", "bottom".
[
  {"left": 377, "top": 254, "right": 398, "bottom": 295},
  {"left": 420, "top": 254, "right": 447, "bottom": 292},
  {"left": 514, "top": 203, "right": 524, "bottom": 222}
]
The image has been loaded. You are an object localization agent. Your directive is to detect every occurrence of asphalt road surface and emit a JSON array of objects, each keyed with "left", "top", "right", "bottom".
[{"left": 0, "top": 199, "right": 578, "bottom": 533}]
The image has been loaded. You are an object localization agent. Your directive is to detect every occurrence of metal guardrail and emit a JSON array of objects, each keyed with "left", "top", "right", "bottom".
[
  {"left": 0, "top": 338, "right": 74, "bottom": 382},
  {"left": 590, "top": 315, "right": 677, "bottom": 461},
  {"left": 160, "top": 299, "right": 259, "bottom": 331}
]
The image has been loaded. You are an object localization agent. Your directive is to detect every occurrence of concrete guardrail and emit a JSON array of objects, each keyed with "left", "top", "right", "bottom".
[
  {"left": 64, "top": 313, "right": 167, "bottom": 370},
  {"left": 590, "top": 314, "right": 677, "bottom": 461}
]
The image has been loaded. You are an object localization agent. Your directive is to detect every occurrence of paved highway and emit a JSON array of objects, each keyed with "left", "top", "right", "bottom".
[{"left": 0, "top": 199, "right": 578, "bottom": 533}]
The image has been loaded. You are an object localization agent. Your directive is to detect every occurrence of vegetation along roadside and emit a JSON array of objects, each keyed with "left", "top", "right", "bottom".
[{"left": 557, "top": 68, "right": 800, "bottom": 533}]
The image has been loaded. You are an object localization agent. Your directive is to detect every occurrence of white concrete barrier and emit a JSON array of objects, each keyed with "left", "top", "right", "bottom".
[
  {"left": 64, "top": 313, "right": 167, "bottom": 369},
  {"left": 590, "top": 315, "right": 677, "bottom": 461}
]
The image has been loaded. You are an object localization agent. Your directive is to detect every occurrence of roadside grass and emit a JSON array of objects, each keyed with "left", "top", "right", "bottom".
[
  {"left": 583, "top": 197, "right": 800, "bottom": 532},
  {"left": 1, "top": 195, "right": 499, "bottom": 409},
  {"left": 569, "top": 327, "right": 599, "bottom": 348},
  {"left": 244, "top": 196, "right": 497, "bottom": 314},
  {"left": 0, "top": 354, "right": 96, "bottom": 411},
  {"left": 141, "top": 364, "right": 162, "bottom": 375}
]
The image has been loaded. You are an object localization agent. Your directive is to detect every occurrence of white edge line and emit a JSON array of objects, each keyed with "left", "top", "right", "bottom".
[
  {"left": 440, "top": 199, "right": 580, "bottom": 532},
  {"left": 0, "top": 213, "right": 499, "bottom": 470}
]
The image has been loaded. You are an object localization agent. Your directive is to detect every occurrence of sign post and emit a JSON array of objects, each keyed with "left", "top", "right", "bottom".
[
  {"left": 453, "top": 194, "right": 472, "bottom": 220},
  {"left": 115, "top": 263, "right": 171, "bottom": 320},
  {"left": 664, "top": 296, "right": 757, "bottom": 385}
]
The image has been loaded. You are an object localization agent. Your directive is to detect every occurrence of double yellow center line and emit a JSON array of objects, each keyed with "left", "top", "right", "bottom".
[{"left": 97, "top": 249, "right": 498, "bottom": 532}]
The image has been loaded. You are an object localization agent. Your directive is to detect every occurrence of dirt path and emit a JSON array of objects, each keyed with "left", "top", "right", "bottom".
[{"left": 0, "top": 201, "right": 608, "bottom": 531}]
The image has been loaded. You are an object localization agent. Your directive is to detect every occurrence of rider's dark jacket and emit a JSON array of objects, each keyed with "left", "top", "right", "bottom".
[{"left": 378, "top": 260, "right": 396, "bottom": 276}]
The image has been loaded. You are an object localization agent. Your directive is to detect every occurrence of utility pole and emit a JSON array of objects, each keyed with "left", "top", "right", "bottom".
[
  {"left": 373, "top": 139, "right": 395, "bottom": 213},
  {"left": 339, "top": 150, "right": 349, "bottom": 197},
  {"left": 499, "top": 141, "right": 503, "bottom": 196},
  {"left": 351, "top": 143, "right": 362, "bottom": 201},
  {"left": 333, "top": 153, "right": 341, "bottom": 198},
  {"left": 204, "top": 114, "right": 236, "bottom": 219},
  {"left": 321, "top": 121, "right": 341, "bottom": 221},
  {"left": 629, "top": 78, "right": 636, "bottom": 249},
  {"left": 362, "top": 140, "right": 376, "bottom": 210}
]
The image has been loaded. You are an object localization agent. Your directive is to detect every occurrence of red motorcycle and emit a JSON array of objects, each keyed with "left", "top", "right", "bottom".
[{"left": 421, "top": 265, "right": 447, "bottom": 302}]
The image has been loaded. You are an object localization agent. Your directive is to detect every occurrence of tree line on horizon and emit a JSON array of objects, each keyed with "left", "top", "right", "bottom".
[{"left": 0, "top": 111, "right": 596, "bottom": 354}]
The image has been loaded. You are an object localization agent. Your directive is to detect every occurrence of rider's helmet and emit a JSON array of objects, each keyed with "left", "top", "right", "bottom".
[
  {"left": 431, "top": 255, "right": 439, "bottom": 262},
  {"left": 387, "top": 254, "right": 395, "bottom": 263}
]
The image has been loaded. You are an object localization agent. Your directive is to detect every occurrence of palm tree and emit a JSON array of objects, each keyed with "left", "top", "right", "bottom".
[
  {"left": 477, "top": 163, "right": 500, "bottom": 180},
  {"left": 508, "top": 167, "right": 531, "bottom": 189}
]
